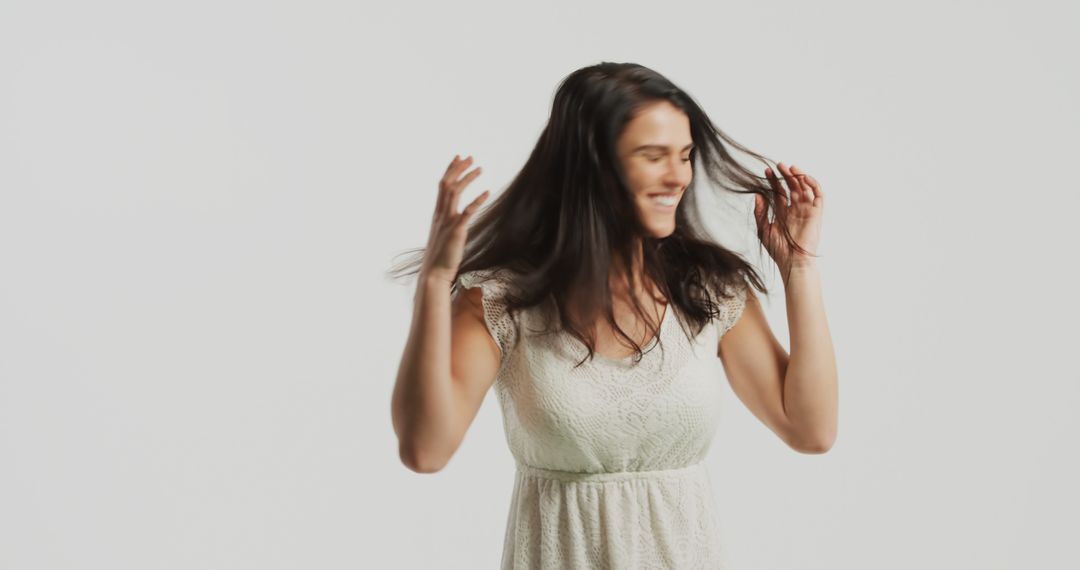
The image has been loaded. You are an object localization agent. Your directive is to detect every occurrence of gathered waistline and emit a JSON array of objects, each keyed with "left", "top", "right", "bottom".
[{"left": 515, "top": 460, "right": 707, "bottom": 483}]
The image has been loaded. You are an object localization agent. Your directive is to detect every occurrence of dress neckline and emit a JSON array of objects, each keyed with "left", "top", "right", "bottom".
[{"left": 575, "top": 301, "right": 671, "bottom": 366}]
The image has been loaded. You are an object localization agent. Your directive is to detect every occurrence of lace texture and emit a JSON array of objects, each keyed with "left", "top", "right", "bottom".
[{"left": 454, "top": 268, "right": 749, "bottom": 569}]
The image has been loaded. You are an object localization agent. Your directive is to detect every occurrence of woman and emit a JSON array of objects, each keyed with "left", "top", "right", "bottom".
[{"left": 390, "top": 62, "right": 838, "bottom": 569}]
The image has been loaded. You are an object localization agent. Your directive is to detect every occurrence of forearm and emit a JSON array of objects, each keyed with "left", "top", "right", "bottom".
[
  {"left": 391, "top": 273, "right": 458, "bottom": 467},
  {"left": 781, "top": 261, "right": 839, "bottom": 449}
]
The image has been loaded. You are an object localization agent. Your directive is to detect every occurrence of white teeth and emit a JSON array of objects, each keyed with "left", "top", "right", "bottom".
[{"left": 650, "top": 195, "right": 677, "bottom": 206}]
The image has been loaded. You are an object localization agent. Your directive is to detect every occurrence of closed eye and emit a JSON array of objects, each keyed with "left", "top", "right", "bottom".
[{"left": 648, "top": 156, "right": 692, "bottom": 163}]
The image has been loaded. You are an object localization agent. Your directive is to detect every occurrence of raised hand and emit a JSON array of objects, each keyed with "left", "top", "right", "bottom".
[
  {"left": 420, "top": 154, "right": 491, "bottom": 284},
  {"left": 753, "top": 162, "right": 824, "bottom": 274}
]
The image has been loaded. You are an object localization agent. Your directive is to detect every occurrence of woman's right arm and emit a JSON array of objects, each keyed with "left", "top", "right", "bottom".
[
  {"left": 390, "top": 154, "right": 498, "bottom": 473},
  {"left": 391, "top": 274, "right": 501, "bottom": 473}
]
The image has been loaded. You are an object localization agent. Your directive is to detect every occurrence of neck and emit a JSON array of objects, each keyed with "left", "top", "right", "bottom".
[{"left": 610, "top": 239, "right": 648, "bottom": 294}]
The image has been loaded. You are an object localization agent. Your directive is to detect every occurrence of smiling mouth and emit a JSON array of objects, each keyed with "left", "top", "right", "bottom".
[{"left": 647, "top": 193, "right": 679, "bottom": 207}]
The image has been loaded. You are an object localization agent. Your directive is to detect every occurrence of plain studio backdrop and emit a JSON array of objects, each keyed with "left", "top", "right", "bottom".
[{"left": 1, "top": 1, "right": 1077, "bottom": 568}]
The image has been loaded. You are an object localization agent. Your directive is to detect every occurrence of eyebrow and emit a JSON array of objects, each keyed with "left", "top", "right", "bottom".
[{"left": 633, "top": 143, "right": 695, "bottom": 153}]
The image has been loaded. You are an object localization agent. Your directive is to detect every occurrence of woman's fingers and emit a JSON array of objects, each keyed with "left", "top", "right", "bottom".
[
  {"left": 439, "top": 155, "right": 467, "bottom": 217},
  {"left": 437, "top": 154, "right": 482, "bottom": 218},
  {"left": 790, "top": 165, "right": 824, "bottom": 210},
  {"left": 442, "top": 154, "right": 471, "bottom": 184},
  {"left": 753, "top": 193, "right": 769, "bottom": 232},
  {"left": 435, "top": 155, "right": 459, "bottom": 217},
  {"left": 457, "top": 190, "right": 491, "bottom": 227},
  {"left": 789, "top": 165, "right": 814, "bottom": 202},
  {"left": 778, "top": 163, "right": 808, "bottom": 205},
  {"left": 801, "top": 170, "right": 823, "bottom": 203},
  {"left": 765, "top": 166, "right": 787, "bottom": 216},
  {"left": 448, "top": 163, "right": 483, "bottom": 215}
]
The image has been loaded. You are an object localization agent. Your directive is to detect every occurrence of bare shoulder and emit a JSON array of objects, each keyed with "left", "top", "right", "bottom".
[
  {"left": 452, "top": 282, "right": 488, "bottom": 319},
  {"left": 449, "top": 280, "right": 502, "bottom": 400},
  {"left": 451, "top": 265, "right": 523, "bottom": 361}
]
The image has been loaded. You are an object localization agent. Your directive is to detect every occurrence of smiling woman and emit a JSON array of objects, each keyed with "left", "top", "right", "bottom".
[
  {"left": 618, "top": 104, "right": 696, "bottom": 234},
  {"left": 388, "top": 61, "right": 837, "bottom": 569}
]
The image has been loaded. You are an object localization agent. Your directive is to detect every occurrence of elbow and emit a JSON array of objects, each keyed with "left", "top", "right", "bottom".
[
  {"left": 795, "top": 438, "right": 834, "bottom": 454},
  {"left": 399, "top": 441, "right": 448, "bottom": 474},
  {"left": 789, "top": 428, "right": 837, "bottom": 455}
]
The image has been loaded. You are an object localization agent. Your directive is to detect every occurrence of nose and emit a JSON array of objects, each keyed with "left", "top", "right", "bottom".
[{"left": 662, "top": 156, "right": 692, "bottom": 190}]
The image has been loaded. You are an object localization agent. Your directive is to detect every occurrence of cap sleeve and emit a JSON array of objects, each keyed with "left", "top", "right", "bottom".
[
  {"left": 453, "top": 268, "right": 520, "bottom": 362},
  {"left": 713, "top": 279, "right": 749, "bottom": 339}
]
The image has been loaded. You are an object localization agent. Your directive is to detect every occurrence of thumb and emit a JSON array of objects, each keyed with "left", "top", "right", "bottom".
[{"left": 753, "top": 194, "right": 766, "bottom": 227}]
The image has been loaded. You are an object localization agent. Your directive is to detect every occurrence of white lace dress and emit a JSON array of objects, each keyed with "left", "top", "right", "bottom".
[{"left": 453, "top": 266, "right": 749, "bottom": 570}]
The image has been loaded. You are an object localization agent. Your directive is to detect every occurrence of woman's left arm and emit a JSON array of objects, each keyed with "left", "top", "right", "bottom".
[
  {"left": 779, "top": 259, "right": 838, "bottom": 452},
  {"left": 718, "top": 266, "right": 838, "bottom": 454},
  {"left": 721, "top": 162, "right": 837, "bottom": 453}
]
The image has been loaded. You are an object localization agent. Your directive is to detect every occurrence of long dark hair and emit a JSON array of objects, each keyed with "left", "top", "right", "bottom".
[{"left": 387, "top": 61, "right": 811, "bottom": 367}]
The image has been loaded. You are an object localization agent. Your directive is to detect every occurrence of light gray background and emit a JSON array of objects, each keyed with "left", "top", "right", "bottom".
[{"left": 2, "top": 1, "right": 1077, "bottom": 568}]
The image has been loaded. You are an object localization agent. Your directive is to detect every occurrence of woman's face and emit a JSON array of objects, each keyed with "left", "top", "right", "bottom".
[{"left": 616, "top": 100, "right": 694, "bottom": 238}]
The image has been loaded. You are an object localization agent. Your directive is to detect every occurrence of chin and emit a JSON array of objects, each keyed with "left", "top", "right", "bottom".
[
  {"left": 637, "top": 199, "right": 679, "bottom": 238},
  {"left": 645, "top": 221, "right": 676, "bottom": 238}
]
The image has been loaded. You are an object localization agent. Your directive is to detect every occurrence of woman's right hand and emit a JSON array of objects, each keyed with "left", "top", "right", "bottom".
[{"left": 419, "top": 154, "right": 490, "bottom": 285}]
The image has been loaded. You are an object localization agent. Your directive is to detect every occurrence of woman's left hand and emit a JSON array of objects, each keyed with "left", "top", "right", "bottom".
[{"left": 754, "top": 162, "right": 824, "bottom": 275}]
